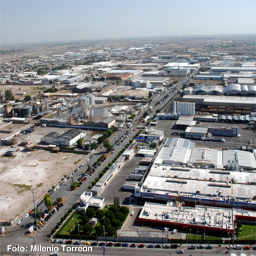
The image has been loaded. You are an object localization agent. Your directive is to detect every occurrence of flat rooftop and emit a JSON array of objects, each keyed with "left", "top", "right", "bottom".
[{"left": 139, "top": 203, "right": 256, "bottom": 232}]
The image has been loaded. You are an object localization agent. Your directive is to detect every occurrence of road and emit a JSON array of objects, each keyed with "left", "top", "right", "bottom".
[
  {"left": 1, "top": 242, "right": 255, "bottom": 256},
  {"left": 0, "top": 83, "right": 181, "bottom": 255}
]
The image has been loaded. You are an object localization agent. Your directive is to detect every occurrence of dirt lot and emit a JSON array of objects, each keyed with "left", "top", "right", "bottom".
[
  {"left": 0, "top": 84, "right": 53, "bottom": 101},
  {"left": 0, "top": 125, "right": 98, "bottom": 222}
]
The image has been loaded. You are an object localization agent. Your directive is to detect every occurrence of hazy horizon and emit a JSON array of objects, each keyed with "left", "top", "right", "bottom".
[{"left": 1, "top": 0, "right": 256, "bottom": 47}]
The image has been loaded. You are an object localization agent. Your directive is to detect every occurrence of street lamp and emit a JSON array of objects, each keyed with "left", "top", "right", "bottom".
[
  {"left": 103, "top": 225, "right": 105, "bottom": 242},
  {"left": 78, "top": 224, "right": 81, "bottom": 241}
]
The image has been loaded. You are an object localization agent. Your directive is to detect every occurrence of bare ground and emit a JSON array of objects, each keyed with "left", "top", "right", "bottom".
[{"left": 0, "top": 147, "right": 84, "bottom": 222}]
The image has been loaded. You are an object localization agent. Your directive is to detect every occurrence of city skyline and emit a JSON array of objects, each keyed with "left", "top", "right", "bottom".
[{"left": 1, "top": 0, "right": 256, "bottom": 46}]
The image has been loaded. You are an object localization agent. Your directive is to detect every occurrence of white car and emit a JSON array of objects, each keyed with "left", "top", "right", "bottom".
[
  {"left": 17, "top": 220, "right": 22, "bottom": 225},
  {"left": 172, "top": 229, "right": 178, "bottom": 234},
  {"left": 164, "top": 227, "right": 169, "bottom": 231},
  {"left": 130, "top": 211, "right": 134, "bottom": 216},
  {"left": 24, "top": 214, "right": 29, "bottom": 218},
  {"left": 50, "top": 252, "right": 59, "bottom": 256}
]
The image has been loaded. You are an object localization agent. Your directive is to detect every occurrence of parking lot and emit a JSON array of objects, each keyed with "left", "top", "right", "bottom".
[{"left": 157, "top": 119, "right": 256, "bottom": 149}]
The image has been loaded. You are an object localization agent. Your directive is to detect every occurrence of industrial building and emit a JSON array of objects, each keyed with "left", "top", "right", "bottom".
[
  {"left": 223, "top": 84, "right": 256, "bottom": 96},
  {"left": 139, "top": 203, "right": 256, "bottom": 235},
  {"left": 40, "top": 129, "right": 85, "bottom": 146},
  {"left": 182, "top": 95, "right": 256, "bottom": 108},
  {"left": 134, "top": 138, "right": 256, "bottom": 210},
  {"left": 73, "top": 82, "right": 106, "bottom": 93},
  {"left": 193, "top": 85, "right": 223, "bottom": 95},
  {"left": 185, "top": 127, "right": 208, "bottom": 139}
]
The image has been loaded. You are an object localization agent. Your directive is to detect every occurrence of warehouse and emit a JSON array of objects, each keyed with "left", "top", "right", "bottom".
[
  {"left": 40, "top": 129, "right": 86, "bottom": 146},
  {"left": 156, "top": 138, "right": 195, "bottom": 165},
  {"left": 193, "top": 85, "right": 223, "bottom": 95},
  {"left": 94, "top": 97, "right": 107, "bottom": 104},
  {"left": 182, "top": 95, "right": 256, "bottom": 108},
  {"left": 185, "top": 127, "right": 208, "bottom": 139},
  {"left": 85, "top": 116, "right": 116, "bottom": 129},
  {"left": 56, "top": 129, "right": 86, "bottom": 146},
  {"left": 222, "top": 150, "right": 256, "bottom": 170}
]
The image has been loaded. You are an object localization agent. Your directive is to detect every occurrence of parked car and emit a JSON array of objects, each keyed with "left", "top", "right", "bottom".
[
  {"left": 172, "top": 229, "right": 178, "bottom": 234},
  {"left": 130, "top": 243, "right": 136, "bottom": 247},
  {"left": 154, "top": 244, "right": 161, "bottom": 248},
  {"left": 234, "top": 245, "right": 242, "bottom": 250},
  {"left": 138, "top": 244, "right": 145, "bottom": 248},
  {"left": 98, "top": 242, "right": 105, "bottom": 246},
  {"left": 106, "top": 242, "right": 113, "bottom": 247},
  {"left": 114, "top": 243, "right": 121, "bottom": 247},
  {"left": 243, "top": 245, "right": 250, "bottom": 250},
  {"left": 73, "top": 241, "right": 80, "bottom": 245},
  {"left": 170, "top": 244, "right": 179, "bottom": 249},
  {"left": 65, "top": 240, "right": 72, "bottom": 244},
  {"left": 122, "top": 243, "right": 129, "bottom": 247},
  {"left": 90, "top": 242, "right": 97, "bottom": 246},
  {"left": 197, "top": 245, "right": 204, "bottom": 249},
  {"left": 205, "top": 245, "right": 213, "bottom": 249},
  {"left": 163, "top": 245, "right": 170, "bottom": 249},
  {"left": 188, "top": 245, "right": 196, "bottom": 250}
]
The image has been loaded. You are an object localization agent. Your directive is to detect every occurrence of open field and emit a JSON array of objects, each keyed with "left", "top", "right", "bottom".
[{"left": 0, "top": 143, "right": 84, "bottom": 222}]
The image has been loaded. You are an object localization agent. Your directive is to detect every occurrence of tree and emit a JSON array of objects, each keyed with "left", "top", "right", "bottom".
[
  {"left": 83, "top": 223, "right": 93, "bottom": 235},
  {"left": 143, "top": 111, "right": 149, "bottom": 118},
  {"left": 110, "top": 204, "right": 119, "bottom": 213},
  {"left": 86, "top": 207, "right": 96, "bottom": 219},
  {"left": 103, "top": 140, "right": 112, "bottom": 152},
  {"left": 44, "top": 193, "right": 53, "bottom": 211},
  {"left": 120, "top": 206, "right": 129, "bottom": 216},
  {"left": 107, "top": 226, "right": 116, "bottom": 236},
  {"left": 77, "top": 138, "right": 83, "bottom": 149},
  {"left": 95, "top": 224, "right": 104, "bottom": 235},
  {"left": 105, "top": 211, "right": 115, "bottom": 220},
  {"left": 101, "top": 217, "right": 110, "bottom": 227},
  {"left": 116, "top": 212, "right": 126, "bottom": 222},
  {"left": 5, "top": 89, "right": 15, "bottom": 101},
  {"left": 36, "top": 207, "right": 42, "bottom": 220},
  {"left": 107, "top": 129, "right": 112, "bottom": 137},
  {"left": 24, "top": 95, "right": 31, "bottom": 102},
  {"left": 111, "top": 218, "right": 121, "bottom": 229},
  {"left": 56, "top": 197, "right": 62, "bottom": 202},
  {"left": 96, "top": 209, "right": 105, "bottom": 220},
  {"left": 90, "top": 142, "right": 98, "bottom": 150},
  {"left": 81, "top": 215, "right": 89, "bottom": 225},
  {"left": 103, "top": 132, "right": 108, "bottom": 138},
  {"left": 84, "top": 144, "right": 90, "bottom": 150}
]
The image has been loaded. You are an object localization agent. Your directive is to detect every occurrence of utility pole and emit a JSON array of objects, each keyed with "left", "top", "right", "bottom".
[{"left": 32, "top": 190, "right": 37, "bottom": 225}]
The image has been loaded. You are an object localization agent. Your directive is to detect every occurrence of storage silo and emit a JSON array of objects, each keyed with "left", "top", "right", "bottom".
[
  {"left": 13, "top": 104, "right": 22, "bottom": 116},
  {"left": 21, "top": 105, "right": 32, "bottom": 117},
  {"left": 173, "top": 101, "right": 176, "bottom": 114},
  {"left": 33, "top": 105, "right": 40, "bottom": 115},
  {"left": 78, "top": 94, "right": 88, "bottom": 107},
  {"left": 88, "top": 94, "right": 95, "bottom": 106}
]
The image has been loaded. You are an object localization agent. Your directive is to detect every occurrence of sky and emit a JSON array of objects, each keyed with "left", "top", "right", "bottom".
[{"left": 1, "top": 0, "right": 256, "bottom": 46}]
